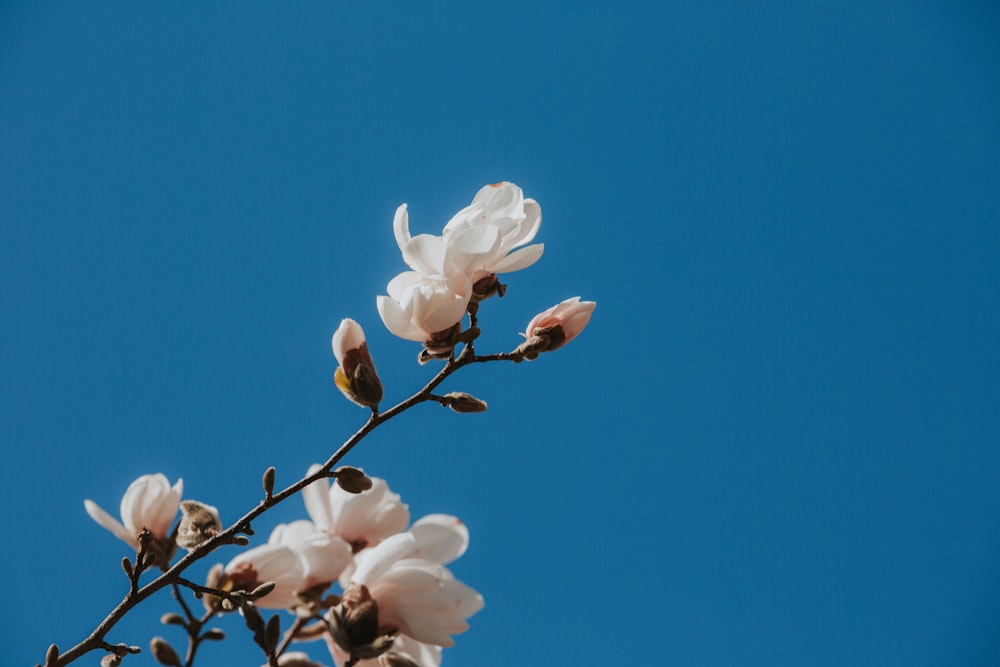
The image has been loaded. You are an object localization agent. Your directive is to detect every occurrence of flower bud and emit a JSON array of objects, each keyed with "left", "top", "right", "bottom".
[
  {"left": 328, "top": 585, "right": 398, "bottom": 660},
  {"left": 441, "top": 392, "right": 488, "bottom": 414},
  {"left": 176, "top": 500, "right": 222, "bottom": 550},
  {"left": 150, "top": 637, "right": 181, "bottom": 667},
  {"left": 516, "top": 297, "right": 596, "bottom": 359},
  {"left": 333, "top": 466, "right": 373, "bottom": 494},
  {"left": 333, "top": 319, "right": 384, "bottom": 408}
]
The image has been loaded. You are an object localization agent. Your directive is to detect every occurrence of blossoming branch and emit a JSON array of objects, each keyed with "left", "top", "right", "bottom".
[{"left": 44, "top": 182, "right": 595, "bottom": 667}]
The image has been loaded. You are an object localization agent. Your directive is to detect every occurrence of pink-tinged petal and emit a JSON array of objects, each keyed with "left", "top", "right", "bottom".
[
  {"left": 490, "top": 243, "right": 544, "bottom": 274},
  {"left": 303, "top": 465, "right": 333, "bottom": 533},
  {"left": 328, "top": 477, "right": 410, "bottom": 546},
  {"left": 84, "top": 499, "right": 134, "bottom": 545},
  {"left": 377, "top": 295, "right": 425, "bottom": 342},
  {"left": 442, "top": 577, "right": 485, "bottom": 618},
  {"left": 388, "top": 603, "right": 459, "bottom": 647},
  {"left": 410, "top": 514, "right": 469, "bottom": 565},
  {"left": 393, "top": 636, "right": 442, "bottom": 667},
  {"left": 225, "top": 543, "right": 305, "bottom": 609},
  {"left": 300, "top": 534, "right": 353, "bottom": 585},
  {"left": 351, "top": 533, "right": 416, "bottom": 586},
  {"left": 385, "top": 271, "right": 423, "bottom": 301},
  {"left": 146, "top": 477, "right": 182, "bottom": 539},
  {"left": 269, "top": 519, "right": 321, "bottom": 547}
]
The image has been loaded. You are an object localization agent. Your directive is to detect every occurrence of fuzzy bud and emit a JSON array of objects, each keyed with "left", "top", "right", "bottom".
[
  {"left": 441, "top": 392, "right": 488, "bottom": 413},
  {"left": 328, "top": 585, "right": 398, "bottom": 660},
  {"left": 262, "top": 466, "right": 276, "bottom": 498},
  {"left": 333, "top": 466, "right": 373, "bottom": 494},
  {"left": 160, "top": 613, "right": 186, "bottom": 627},
  {"left": 150, "top": 637, "right": 181, "bottom": 667},
  {"left": 176, "top": 500, "right": 222, "bottom": 550}
]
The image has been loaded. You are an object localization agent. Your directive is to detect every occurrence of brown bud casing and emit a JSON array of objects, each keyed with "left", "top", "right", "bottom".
[
  {"left": 176, "top": 501, "right": 222, "bottom": 550},
  {"left": 442, "top": 392, "right": 488, "bottom": 413},
  {"left": 150, "top": 637, "right": 181, "bottom": 667},
  {"left": 334, "top": 466, "right": 373, "bottom": 493}
]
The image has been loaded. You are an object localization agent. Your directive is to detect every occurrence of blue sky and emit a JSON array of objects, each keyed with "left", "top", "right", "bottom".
[{"left": 2, "top": 3, "right": 999, "bottom": 666}]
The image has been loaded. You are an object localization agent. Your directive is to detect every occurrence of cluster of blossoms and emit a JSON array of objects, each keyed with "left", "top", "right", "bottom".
[
  {"left": 376, "top": 181, "right": 593, "bottom": 361},
  {"left": 86, "top": 471, "right": 479, "bottom": 667},
  {"left": 78, "top": 182, "right": 594, "bottom": 667}
]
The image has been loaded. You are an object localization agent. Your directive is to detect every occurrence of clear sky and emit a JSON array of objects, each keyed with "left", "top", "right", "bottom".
[{"left": 2, "top": 3, "right": 999, "bottom": 666}]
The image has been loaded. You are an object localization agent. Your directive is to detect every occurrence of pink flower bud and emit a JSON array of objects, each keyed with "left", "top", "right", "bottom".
[{"left": 517, "top": 297, "right": 596, "bottom": 359}]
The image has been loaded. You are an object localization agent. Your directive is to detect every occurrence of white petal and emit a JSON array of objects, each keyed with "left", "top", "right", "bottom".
[
  {"left": 393, "top": 204, "right": 411, "bottom": 250},
  {"left": 84, "top": 499, "right": 134, "bottom": 545},
  {"left": 303, "top": 464, "right": 333, "bottom": 532},
  {"left": 377, "top": 295, "right": 425, "bottom": 342},
  {"left": 410, "top": 514, "right": 469, "bottom": 564},
  {"left": 490, "top": 243, "right": 544, "bottom": 274},
  {"left": 401, "top": 234, "right": 447, "bottom": 275},
  {"left": 299, "top": 533, "right": 353, "bottom": 585},
  {"left": 147, "top": 477, "right": 182, "bottom": 539},
  {"left": 351, "top": 532, "right": 416, "bottom": 585}
]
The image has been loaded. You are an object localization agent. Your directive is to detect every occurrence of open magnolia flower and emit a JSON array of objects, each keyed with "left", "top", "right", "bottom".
[
  {"left": 303, "top": 465, "right": 410, "bottom": 553},
  {"left": 376, "top": 270, "right": 472, "bottom": 355},
  {"left": 516, "top": 296, "right": 596, "bottom": 359},
  {"left": 84, "top": 473, "right": 183, "bottom": 549},
  {"left": 327, "top": 532, "right": 483, "bottom": 666},
  {"left": 392, "top": 182, "right": 543, "bottom": 297},
  {"left": 224, "top": 520, "right": 352, "bottom": 609}
]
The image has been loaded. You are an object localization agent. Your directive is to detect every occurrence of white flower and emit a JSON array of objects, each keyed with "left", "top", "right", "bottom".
[
  {"left": 84, "top": 473, "right": 182, "bottom": 548},
  {"left": 393, "top": 182, "right": 543, "bottom": 285},
  {"left": 224, "top": 520, "right": 352, "bottom": 609},
  {"left": 349, "top": 533, "right": 484, "bottom": 648},
  {"left": 441, "top": 181, "right": 544, "bottom": 281},
  {"left": 303, "top": 465, "right": 410, "bottom": 552},
  {"left": 376, "top": 270, "right": 471, "bottom": 351}
]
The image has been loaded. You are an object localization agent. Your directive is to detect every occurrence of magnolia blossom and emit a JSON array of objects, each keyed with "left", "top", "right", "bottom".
[
  {"left": 393, "top": 182, "right": 543, "bottom": 285},
  {"left": 328, "top": 530, "right": 483, "bottom": 667},
  {"left": 303, "top": 465, "right": 410, "bottom": 552},
  {"left": 352, "top": 533, "right": 483, "bottom": 647},
  {"left": 332, "top": 318, "right": 383, "bottom": 408},
  {"left": 84, "top": 473, "right": 183, "bottom": 548},
  {"left": 517, "top": 296, "right": 596, "bottom": 357},
  {"left": 224, "top": 520, "right": 352, "bottom": 609},
  {"left": 376, "top": 270, "right": 471, "bottom": 352}
]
